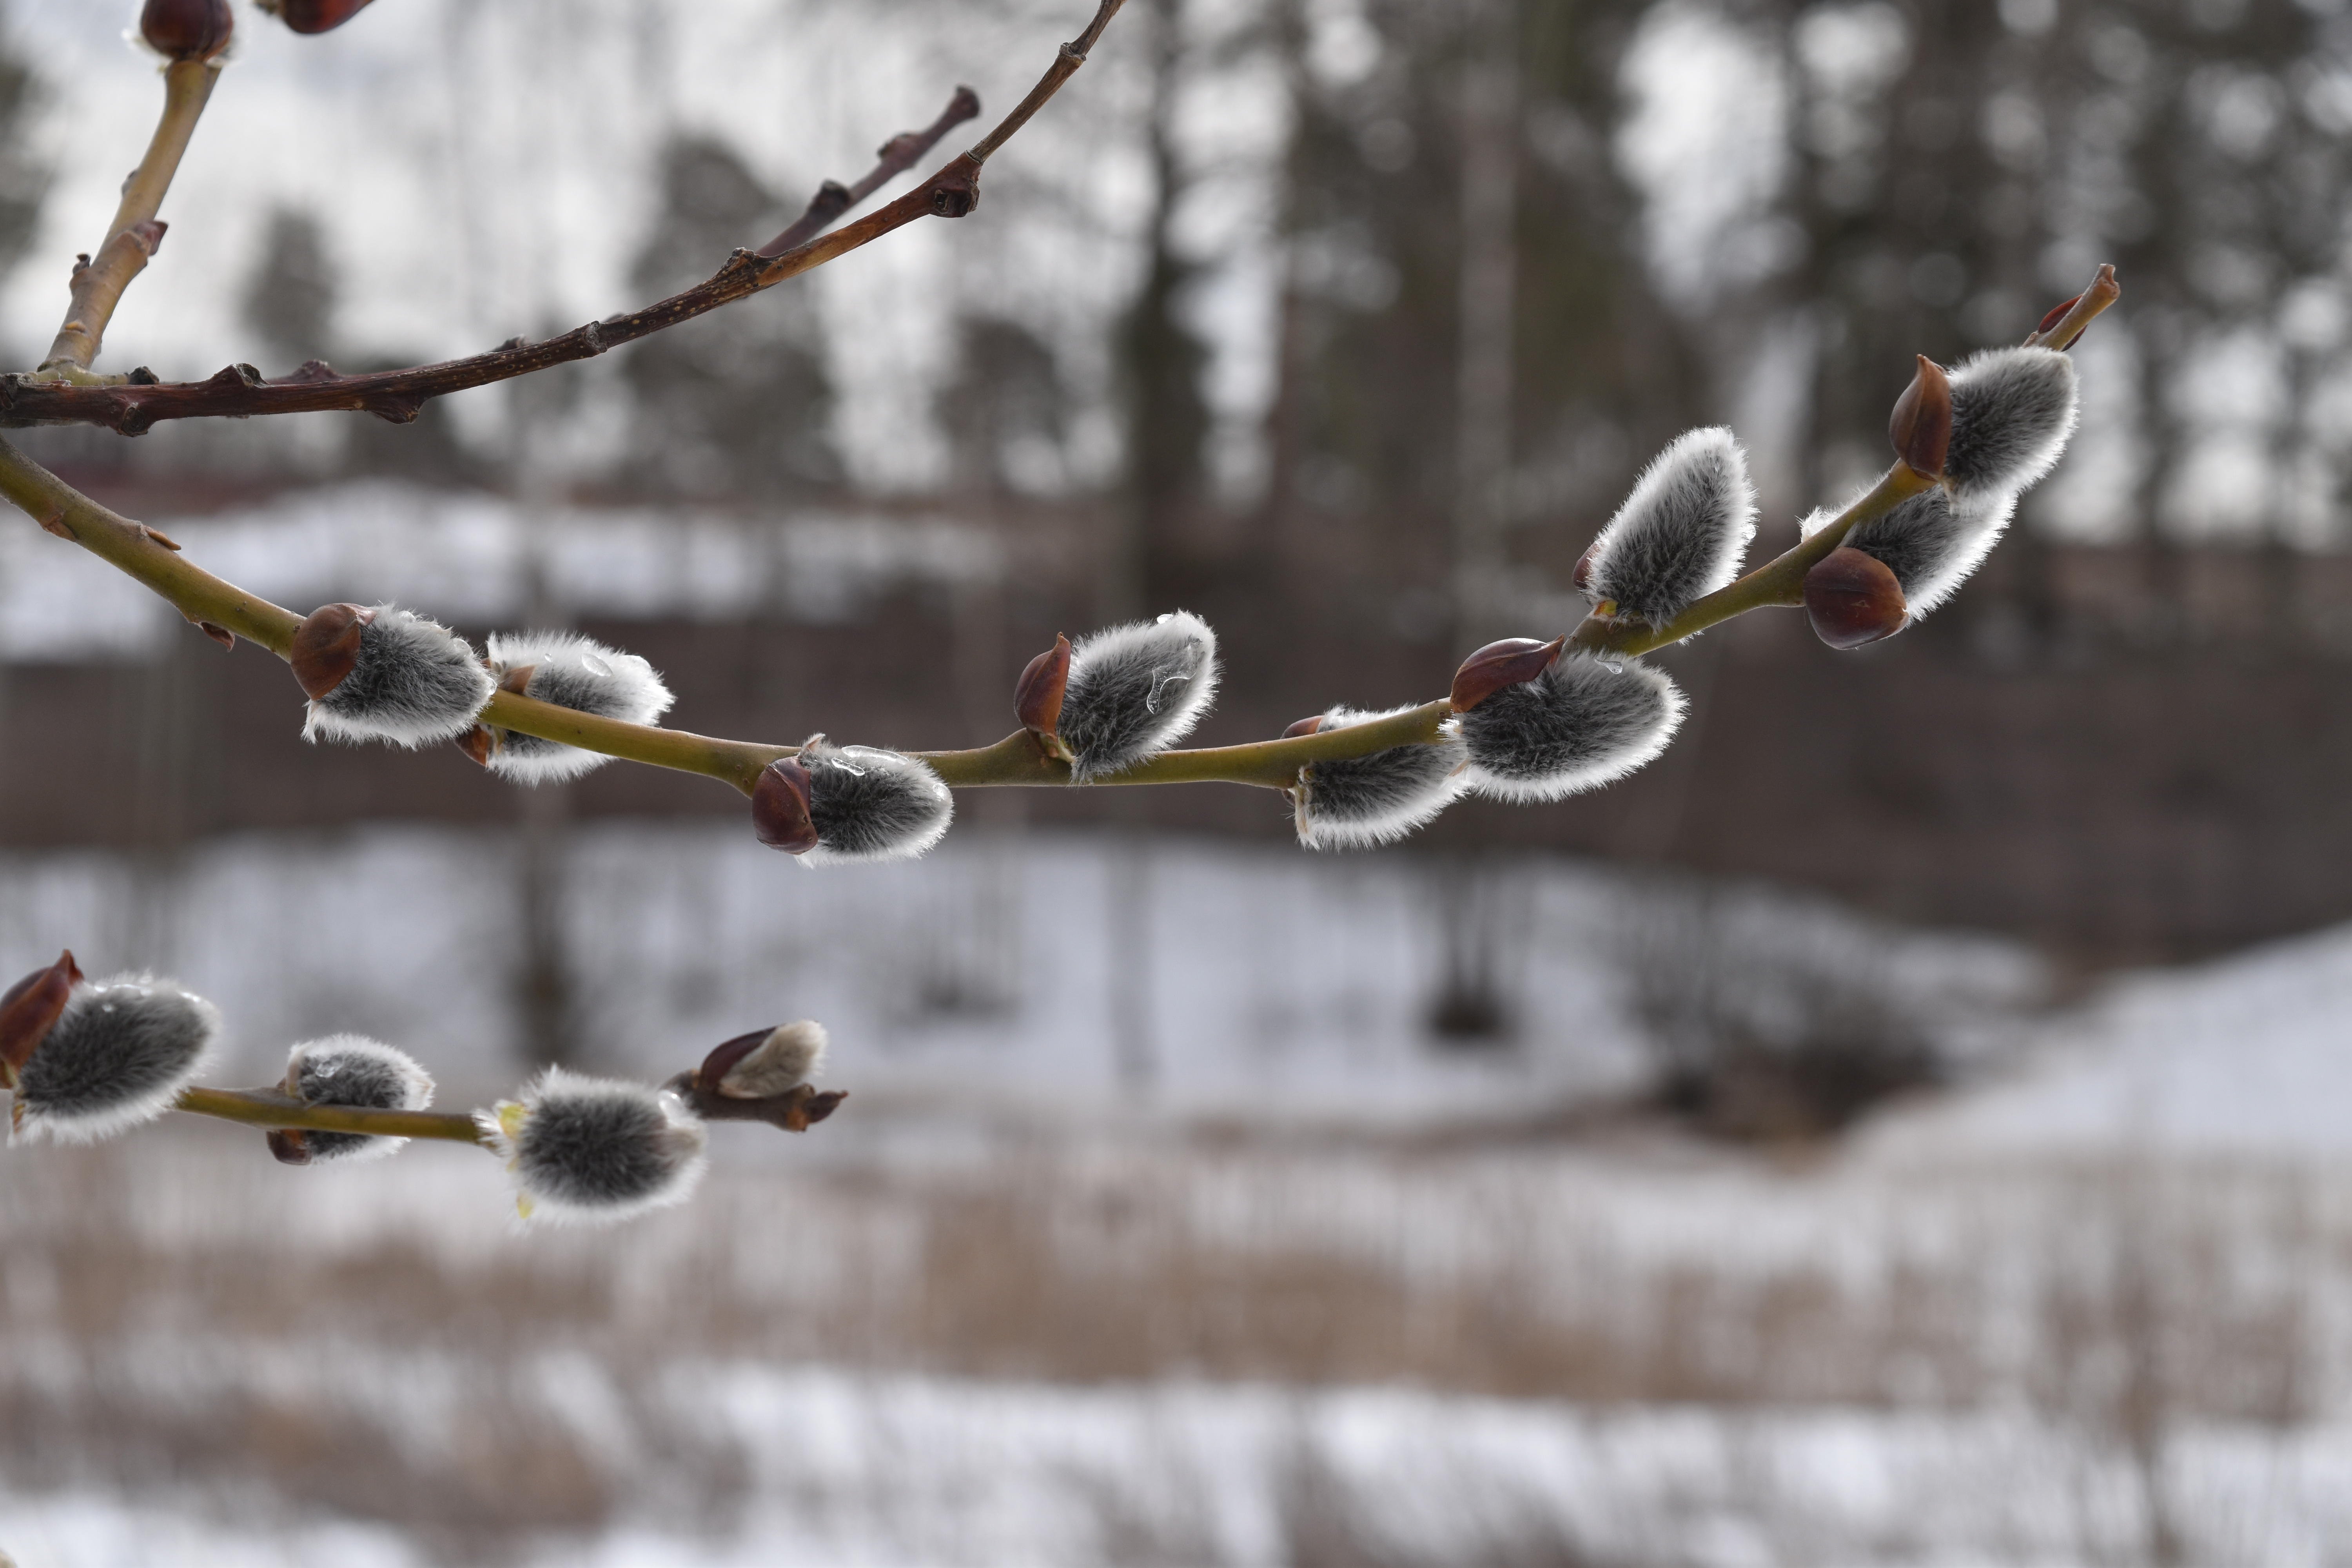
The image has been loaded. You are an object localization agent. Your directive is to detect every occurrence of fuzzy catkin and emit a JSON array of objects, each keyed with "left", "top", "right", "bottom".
[
  {"left": 1457, "top": 652, "right": 1685, "bottom": 802},
  {"left": 482, "top": 632, "right": 675, "bottom": 784},
  {"left": 1058, "top": 612, "right": 1220, "bottom": 781},
  {"left": 1583, "top": 427, "right": 1757, "bottom": 627},
  {"left": 1294, "top": 706, "right": 1468, "bottom": 850},
  {"left": 479, "top": 1067, "right": 708, "bottom": 1224},
  {"left": 1944, "top": 346, "right": 2078, "bottom": 503},
  {"left": 1834, "top": 486, "right": 2016, "bottom": 618},
  {"left": 285, "top": 1035, "right": 434, "bottom": 1163},
  {"left": 799, "top": 740, "right": 955, "bottom": 865},
  {"left": 303, "top": 606, "right": 495, "bottom": 749},
  {"left": 10, "top": 974, "right": 220, "bottom": 1145}
]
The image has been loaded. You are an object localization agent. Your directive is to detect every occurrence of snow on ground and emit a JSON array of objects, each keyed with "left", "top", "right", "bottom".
[
  {"left": 8, "top": 828, "right": 2352, "bottom": 1564},
  {"left": 1867, "top": 919, "right": 2352, "bottom": 1161}
]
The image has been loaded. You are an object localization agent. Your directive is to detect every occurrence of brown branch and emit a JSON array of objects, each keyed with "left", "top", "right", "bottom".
[
  {"left": 0, "top": 1, "right": 1126, "bottom": 434},
  {"left": 37, "top": 57, "right": 221, "bottom": 379},
  {"left": 757, "top": 85, "right": 982, "bottom": 257}
]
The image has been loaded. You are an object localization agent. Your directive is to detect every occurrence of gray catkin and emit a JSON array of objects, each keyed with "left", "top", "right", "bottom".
[
  {"left": 303, "top": 605, "right": 495, "bottom": 749},
  {"left": 1294, "top": 706, "right": 1468, "bottom": 850},
  {"left": 1838, "top": 486, "right": 2017, "bottom": 618},
  {"left": 1944, "top": 346, "right": 2078, "bottom": 503},
  {"left": 1058, "top": 612, "right": 1220, "bottom": 781},
  {"left": 800, "top": 740, "right": 955, "bottom": 865},
  {"left": 481, "top": 1067, "right": 708, "bottom": 1223},
  {"left": 1583, "top": 427, "right": 1758, "bottom": 626},
  {"left": 11, "top": 974, "right": 220, "bottom": 1145},
  {"left": 483, "top": 632, "right": 675, "bottom": 784},
  {"left": 1457, "top": 652, "right": 1685, "bottom": 802},
  {"left": 286, "top": 1035, "right": 435, "bottom": 1163}
]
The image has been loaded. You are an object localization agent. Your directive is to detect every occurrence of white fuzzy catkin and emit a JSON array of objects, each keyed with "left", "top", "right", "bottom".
[
  {"left": 1457, "top": 651, "right": 1686, "bottom": 802},
  {"left": 1293, "top": 706, "right": 1469, "bottom": 850},
  {"left": 9, "top": 973, "right": 220, "bottom": 1145},
  {"left": 303, "top": 605, "right": 495, "bottom": 749},
  {"left": 1799, "top": 346, "right": 2075, "bottom": 622},
  {"left": 1058, "top": 612, "right": 1220, "bottom": 781},
  {"left": 477, "top": 1067, "right": 709, "bottom": 1225},
  {"left": 1943, "top": 346, "right": 2079, "bottom": 503},
  {"left": 717, "top": 1021, "right": 828, "bottom": 1098},
  {"left": 481, "top": 631, "right": 675, "bottom": 784},
  {"left": 1582, "top": 427, "right": 1757, "bottom": 626},
  {"left": 1830, "top": 486, "right": 2018, "bottom": 619},
  {"left": 798, "top": 739, "right": 955, "bottom": 865},
  {"left": 283, "top": 1035, "right": 435, "bottom": 1164}
]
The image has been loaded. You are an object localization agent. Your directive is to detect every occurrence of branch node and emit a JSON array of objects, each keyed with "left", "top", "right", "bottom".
[{"left": 127, "top": 366, "right": 160, "bottom": 385}]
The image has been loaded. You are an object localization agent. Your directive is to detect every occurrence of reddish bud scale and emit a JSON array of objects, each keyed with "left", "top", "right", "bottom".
[
  {"left": 289, "top": 603, "right": 372, "bottom": 700},
  {"left": 141, "top": 0, "right": 233, "bottom": 60},
  {"left": 1572, "top": 549, "right": 1594, "bottom": 591},
  {"left": 1281, "top": 715, "right": 1325, "bottom": 739},
  {"left": 1804, "top": 547, "right": 1909, "bottom": 650},
  {"left": 2033, "top": 293, "right": 2087, "bottom": 349},
  {"left": 0, "top": 950, "right": 82, "bottom": 1077},
  {"left": 1888, "top": 355, "right": 1953, "bottom": 478},
  {"left": 695, "top": 1028, "right": 771, "bottom": 1093},
  {"left": 1014, "top": 634, "right": 1071, "bottom": 737},
  {"left": 1450, "top": 637, "right": 1565, "bottom": 713},
  {"left": 752, "top": 758, "right": 820, "bottom": 854},
  {"left": 267, "top": 1129, "right": 313, "bottom": 1165},
  {"left": 266, "top": 0, "right": 378, "bottom": 33}
]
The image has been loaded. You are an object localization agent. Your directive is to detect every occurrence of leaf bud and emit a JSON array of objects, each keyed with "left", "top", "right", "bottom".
[
  {"left": 1803, "top": 547, "right": 1909, "bottom": 650},
  {"left": 695, "top": 1021, "right": 828, "bottom": 1100},
  {"left": 752, "top": 757, "right": 820, "bottom": 855},
  {"left": 257, "top": 0, "right": 378, "bottom": 33},
  {"left": 0, "top": 951, "right": 83, "bottom": 1087},
  {"left": 140, "top": 0, "right": 233, "bottom": 60},
  {"left": 1014, "top": 634, "right": 1071, "bottom": 739},
  {"left": 1449, "top": 636, "right": 1564, "bottom": 713},
  {"left": 1888, "top": 355, "right": 1953, "bottom": 478}
]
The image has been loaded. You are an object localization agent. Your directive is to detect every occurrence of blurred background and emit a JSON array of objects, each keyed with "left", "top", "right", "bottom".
[{"left": 3, "top": 0, "right": 2352, "bottom": 1561}]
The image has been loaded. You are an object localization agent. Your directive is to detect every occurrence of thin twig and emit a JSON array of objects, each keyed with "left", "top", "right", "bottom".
[
  {"left": 0, "top": 433, "right": 1455, "bottom": 797},
  {"left": 176, "top": 1085, "right": 490, "bottom": 1144},
  {"left": 36, "top": 58, "right": 221, "bottom": 381},
  {"left": 757, "top": 85, "right": 982, "bottom": 257},
  {"left": 1, "top": 2, "right": 1127, "bottom": 434}
]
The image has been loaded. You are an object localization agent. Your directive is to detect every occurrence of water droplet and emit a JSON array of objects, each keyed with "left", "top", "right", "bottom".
[
  {"left": 1598, "top": 659, "right": 1624, "bottom": 675},
  {"left": 1145, "top": 668, "right": 1192, "bottom": 714},
  {"left": 582, "top": 654, "right": 613, "bottom": 679}
]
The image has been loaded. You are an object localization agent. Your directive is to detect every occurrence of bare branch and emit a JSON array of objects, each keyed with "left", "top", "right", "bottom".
[
  {"left": 174, "top": 1084, "right": 489, "bottom": 1144},
  {"left": 757, "top": 84, "right": 982, "bottom": 257},
  {"left": 36, "top": 58, "right": 221, "bottom": 380},
  {"left": 1, "top": 1, "right": 1124, "bottom": 434}
]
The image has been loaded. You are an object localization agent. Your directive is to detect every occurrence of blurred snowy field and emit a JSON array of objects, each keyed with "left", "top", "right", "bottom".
[{"left": 6, "top": 831, "right": 2352, "bottom": 1563}]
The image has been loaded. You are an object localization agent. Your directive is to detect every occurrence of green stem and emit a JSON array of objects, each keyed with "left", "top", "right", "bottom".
[
  {"left": 1573, "top": 463, "right": 1935, "bottom": 659},
  {"left": 38, "top": 58, "right": 221, "bottom": 376},
  {"left": 175, "top": 1085, "right": 491, "bottom": 1145}
]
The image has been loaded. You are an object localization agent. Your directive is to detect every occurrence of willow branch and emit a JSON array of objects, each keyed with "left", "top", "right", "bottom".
[
  {"left": 758, "top": 85, "right": 982, "bottom": 256},
  {"left": 175, "top": 1085, "right": 490, "bottom": 1145},
  {"left": 1571, "top": 270, "right": 2123, "bottom": 660},
  {"left": 0, "top": 0, "right": 1126, "bottom": 434},
  {"left": 35, "top": 58, "right": 221, "bottom": 381}
]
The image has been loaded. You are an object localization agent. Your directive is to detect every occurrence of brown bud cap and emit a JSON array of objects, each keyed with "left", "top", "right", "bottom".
[
  {"left": 0, "top": 950, "right": 82, "bottom": 1080},
  {"left": 2033, "top": 293, "right": 2083, "bottom": 348},
  {"left": 1888, "top": 355, "right": 1953, "bottom": 478},
  {"left": 1804, "top": 547, "right": 1909, "bottom": 650},
  {"left": 289, "top": 603, "right": 373, "bottom": 700},
  {"left": 752, "top": 757, "right": 820, "bottom": 854},
  {"left": 267, "top": 1129, "right": 314, "bottom": 1165},
  {"left": 1572, "top": 548, "right": 1594, "bottom": 591},
  {"left": 1449, "top": 636, "right": 1565, "bottom": 712},
  {"left": 454, "top": 725, "right": 497, "bottom": 768},
  {"left": 196, "top": 621, "right": 235, "bottom": 651},
  {"left": 1014, "top": 634, "right": 1071, "bottom": 736},
  {"left": 695, "top": 1028, "right": 771, "bottom": 1094},
  {"left": 263, "top": 0, "right": 378, "bottom": 33},
  {"left": 1281, "top": 715, "right": 1325, "bottom": 739},
  {"left": 141, "top": 0, "right": 233, "bottom": 60}
]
